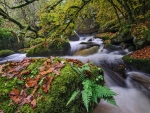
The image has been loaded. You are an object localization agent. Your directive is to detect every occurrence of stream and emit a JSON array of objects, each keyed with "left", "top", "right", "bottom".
[{"left": 0, "top": 35, "right": 150, "bottom": 113}]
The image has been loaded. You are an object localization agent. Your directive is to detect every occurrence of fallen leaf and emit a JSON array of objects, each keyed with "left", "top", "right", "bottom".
[
  {"left": 47, "top": 67, "right": 54, "bottom": 73},
  {"left": 53, "top": 69, "right": 60, "bottom": 76},
  {"left": 9, "top": 89, "right": 20, "bottom": 96},
  {"left": 31, "top": 85, "right": 40, "bottom": 95},
  {"left": 26, "top": 79, "right": 37, "bottom": 88},
  {"left": 0, "top": 64, "right": 5, "bottom": 74},
  {"left": 30, "top": 99, "right": 36, "bottom": 108},
  {"left": 42, "top": 76, "right": 54, "bottom": 93},
  {"left": 10, "top": 95, "right": 21, "bottom": 104},
  {"left": 21, "top": 70, "right": 30, "bottom": 75}
]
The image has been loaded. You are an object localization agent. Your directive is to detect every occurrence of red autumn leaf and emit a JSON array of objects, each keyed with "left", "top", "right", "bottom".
[
  {"left": 20, "top": 94, "right": 33, "bottom": 105},
  {"left": 36, "top": 74, "right": 42, "bottom": 82},
  {"left": 26, "top": 79, "right": 37, "bottom": 88},
  {"left": 22, "top": 62, "right": 31, "bottom": 68},
  {"left": 47, "top": 67, "right": 54, "bottom": 73},
  {"left": 42, "top": 76, "right": 54, "bottom": 93},
  {"left": 39, "top": 71, "right": 48, "bottom": 75},
  {"left": 9, "top": 89, "right": 20, "bottom": 96},
  {"left": 20, "top": 70, "right": 30, "bottom": 76},
  {"left": 7, "top": 68, "right": 17, "bottom": 73},
  {"left": 10, "top": 95, "right": 21, "bottom": 104},
  {"left": 39, "top": 66, "right": 46, "bottom": 72},
  {"left": 0, "top": 64, "right": 5, "bottom": 74},
  {"left": 30, "top": 99, "right": 36, "bottom": 108},
  {"left": 20, "top": 90, "right": 27, "bottom": 97},
  {"left": 31, "top": 85, "right": 40, "bottom": 95}
]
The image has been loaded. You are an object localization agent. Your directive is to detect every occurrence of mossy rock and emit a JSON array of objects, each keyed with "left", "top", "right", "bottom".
[
  {"left": 123, "top": 55, "right": 150, "bottom": 74},
  {"left": 0, "top": 50, "right": 15, "bottom": 57},
  {"left": 26, "top": 38, "right": 71, "bottom": 57},
  {"left": 111, "top": 29, "right": 133, "bottom": 45},
  {"left": 0, "top": 57, "right": 104, "bottom": 113}
]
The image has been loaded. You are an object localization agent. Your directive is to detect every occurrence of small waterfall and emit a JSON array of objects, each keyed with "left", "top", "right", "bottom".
[
  {"left": 69, "top": 35, "right": 103, "bottom": 55},
  {"left": 1, "top": 35, "right": 150, "bottom": 113},
  {"left": 64, "top": 35, "right": 150, "bottom": 113},
  {"left": 74, "top": 30, "right": 80, "bottom": 38}
]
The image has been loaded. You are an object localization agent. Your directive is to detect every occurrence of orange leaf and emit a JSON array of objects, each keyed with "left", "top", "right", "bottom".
[
  {"left": 9, "top": 89, "right": 20, "bottom": 96},
  {"left": 26, "top": 79, "right": 37, "bottom": 88},
  {"left": 47, "top": 67, "right": 54, "bottom": 73},
  {"left": 39, "top": 71, "right": 48, "bottom": 75},
  {"left": 20, "top": 70, "right": 30, "bottom": 75},
  {"left": 30, "top": 99, "right": 36, "bottom": 108},
  {"left": 42, "top": 76, "right": 54, "bottom": 93}
]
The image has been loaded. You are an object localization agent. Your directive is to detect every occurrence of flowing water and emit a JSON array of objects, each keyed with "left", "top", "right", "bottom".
[
  {"left": 65, "top": 36, "right": 150, "bottom": 113},
  {"left": 0, "top": 35, "right": 150, "bottom": 113}
]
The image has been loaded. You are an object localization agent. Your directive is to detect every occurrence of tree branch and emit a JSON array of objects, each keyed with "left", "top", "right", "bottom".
[
  {"left": 0, "top": 8, "right": 38, "bottom": 37},
  {"left": 11, "top": 0, "right": 38, "bottom": 9}
]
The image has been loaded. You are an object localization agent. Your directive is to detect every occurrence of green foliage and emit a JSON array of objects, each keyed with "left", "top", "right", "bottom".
[
  {"left": 67, "top": 63, "right": 117, "bottom": 112},
  {"left": 66, "top": 90, "right": 80, "bottom": 106},
  {"left": 0, "top": 50, "right": 15, "bottom": 57}
]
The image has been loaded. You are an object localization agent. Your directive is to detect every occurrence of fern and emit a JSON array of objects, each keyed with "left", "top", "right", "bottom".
[
  {"left": 82, "top": 90, "right": 91, "bottom": 112},
  {"left": 66, "top": 90, "right": 80, "bottom": 106},
  {"left": 67, "top": 63, "right": 117, "bottom": 112},
  {"left": 71, "top": 66, "right": 85, "bottom": 82}
]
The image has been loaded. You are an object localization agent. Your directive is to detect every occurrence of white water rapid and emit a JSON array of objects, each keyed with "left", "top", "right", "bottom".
[
  {"left": 65, "top": 35, "right": 150, "bottom": 113},
  {"left": 0, "top": 35, "right": 150, "bottom": 113}
]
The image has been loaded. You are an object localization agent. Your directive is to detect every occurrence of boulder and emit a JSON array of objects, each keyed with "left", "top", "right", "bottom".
[
  {"left": 122, "top": 46, "right": 150, "bottom": 74},
  {"left": 0, "top": 57, "right": 104, "bottom": 113},
  {"left": 26, "top": 38, "right": 71, "bottom": 57},
  {"left": 111, "top": 30, "right": 134, "bottom": 45}
]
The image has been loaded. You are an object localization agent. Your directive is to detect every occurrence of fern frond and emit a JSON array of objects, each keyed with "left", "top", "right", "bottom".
[
  {"left": 97, "top": 86, "right": 117, "bottom": 98},
  {"left": 71, "top": 66, "right": 85, "bottom": 81},
  {"left": 66, "top": 90, "right": 80, "bottom": 106},
  {"left": 82, "top": 90, "right": 91, "bottom": 112},
  {"left": 103, "top": 97, "right": 118, "bottom": 107}
]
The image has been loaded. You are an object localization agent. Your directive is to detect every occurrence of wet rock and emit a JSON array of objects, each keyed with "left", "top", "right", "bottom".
[
  {"left": 127, "top": 71, "right": 150, "bottom": 98},
  {"left": 74, "top": 46, "right": 99, "bottom": 56},
  {"left": 111, "top": 30, "right": 134, "bottom": 45},
  {"left": 123, "top": 46, "right": 150, "bottom": 74},
  {"left": 26, "top": 38, "right": 71, "bottom": 57}
]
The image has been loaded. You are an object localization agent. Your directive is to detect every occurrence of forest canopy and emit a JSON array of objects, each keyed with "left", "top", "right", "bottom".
[{"left": 0, "top": 0, "right": 149, "bottom": 39}]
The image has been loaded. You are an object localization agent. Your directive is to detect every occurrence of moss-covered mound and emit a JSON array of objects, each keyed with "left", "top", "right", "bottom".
[
  {"left": 0, "top": 57, "right": 104, "bottom": 113},
  {"left": 123, "top": 46, "right": 150, "bottom": 74},
  {"left": 26, "top": 38, "right": 70, "bottom": 57},
  {"left": 0, "top": 50, "right": 15, "bottom": 57}
]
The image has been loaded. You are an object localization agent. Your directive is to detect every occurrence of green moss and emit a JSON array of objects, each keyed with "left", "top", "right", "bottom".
[
  {"left": 0, "top": 50, "right": 15, "bottom": 57},
  {"left": 30, "top": 38, "right": 45, "bottom": 47},
  {"left": 0, "top": 57, "right": 104, "bottom": 113},
  {"left": 0, "top": 76, "right": 21, "bottom": 113},
  {"left": 123, "top": 55, "right": 150, "bottom": 74},
  {"left": 26, "top": 38, "right": 70, "bottom": 57}
]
